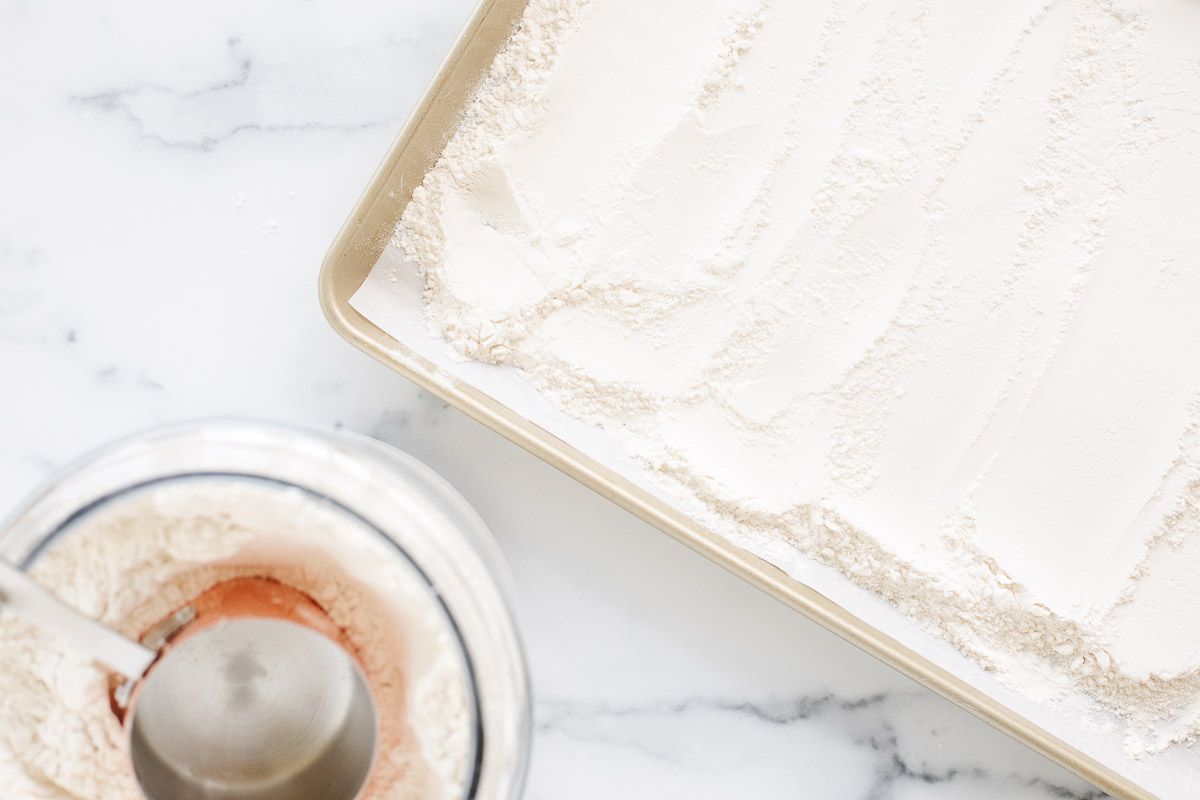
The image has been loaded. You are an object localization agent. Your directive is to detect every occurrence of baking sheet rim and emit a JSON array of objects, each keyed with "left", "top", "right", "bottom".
[{"left": 317, "top": 2, "right": 1154, "bottom": 797}]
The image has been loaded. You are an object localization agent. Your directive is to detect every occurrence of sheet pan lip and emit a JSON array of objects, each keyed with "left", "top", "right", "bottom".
[
  {"left": 319, "top": 0, "right": 505, "bottom": 334},
  {"left": 316, "top": 2, "right": 1158, "bottom": 797}
]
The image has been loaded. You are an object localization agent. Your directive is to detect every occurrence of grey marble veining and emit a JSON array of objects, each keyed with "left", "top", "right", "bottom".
[
  {"left": 71, "top": 36, "right": 393, "bottom": 152},
  {"left": 0, "top": 1, "right": 1110, "bottom": 798},
  {"left": 536, "top": 693, "right": 1109, "bottom": 800}
]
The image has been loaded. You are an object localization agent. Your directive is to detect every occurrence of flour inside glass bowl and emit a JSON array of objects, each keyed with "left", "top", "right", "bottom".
[{"left": 0, "top": 477, "right": 471, "bottom": 800}]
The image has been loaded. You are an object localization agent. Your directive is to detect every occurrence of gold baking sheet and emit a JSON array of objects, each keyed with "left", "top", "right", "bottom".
[{"left": 318, "top": 2, "right": 1154, "bottom": 797}]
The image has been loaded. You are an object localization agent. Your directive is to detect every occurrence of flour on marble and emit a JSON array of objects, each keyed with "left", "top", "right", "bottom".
[{"left": 389, "top": 0, "right": 1200, "bottom": 756}]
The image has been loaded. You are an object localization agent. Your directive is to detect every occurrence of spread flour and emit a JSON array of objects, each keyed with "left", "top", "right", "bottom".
[{"left": 383, "top": 0, "right": 1200, "bottom": 759}]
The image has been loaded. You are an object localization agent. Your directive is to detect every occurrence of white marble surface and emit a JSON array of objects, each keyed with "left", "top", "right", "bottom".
[{"left": 0, "top": 1, "right": 1109, "bottom": 798}]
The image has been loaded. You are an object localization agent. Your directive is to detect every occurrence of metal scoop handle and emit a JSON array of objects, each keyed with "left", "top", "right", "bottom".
[{"left": 0, "top": 559, "right": 156, "bottom": 680}]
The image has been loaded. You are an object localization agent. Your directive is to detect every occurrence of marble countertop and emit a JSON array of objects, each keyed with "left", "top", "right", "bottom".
[{"left": 0, "top": 1, "right": 1108, "bottom": 798}]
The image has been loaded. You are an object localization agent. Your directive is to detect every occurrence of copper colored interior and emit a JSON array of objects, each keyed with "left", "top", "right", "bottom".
[{"left": 112, "top": 576, "right": 358, "bottom": 722}]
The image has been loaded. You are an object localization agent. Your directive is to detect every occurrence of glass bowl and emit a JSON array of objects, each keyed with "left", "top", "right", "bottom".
[{"left": 0, "top": 419, "right": 531, "bottom": 800}]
